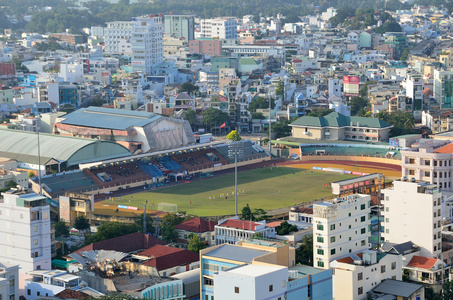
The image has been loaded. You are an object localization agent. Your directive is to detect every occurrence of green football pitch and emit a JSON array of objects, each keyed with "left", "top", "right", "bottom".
[{"left": 100, "top": 166, "right": 355, "bottom": 217}]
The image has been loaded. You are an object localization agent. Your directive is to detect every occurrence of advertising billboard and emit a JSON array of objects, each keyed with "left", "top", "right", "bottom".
[{"left": 343, "top": 75, "right": 360, "bottom": 96}]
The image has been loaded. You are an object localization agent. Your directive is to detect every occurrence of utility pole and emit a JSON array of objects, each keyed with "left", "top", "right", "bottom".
[
  {"left": 143, "top": 200, "right": 148, "bottom": 233},
  {"left": 235, "top": 140, "right": 238, "bottom": 216},
  {"left": 268, "top": 97, "right": 272, "bottom": 156}
]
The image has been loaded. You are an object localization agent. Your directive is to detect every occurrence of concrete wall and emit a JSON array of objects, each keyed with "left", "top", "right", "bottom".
[{"left": 79, "top": 272, "right": 117, "bottom": 294}]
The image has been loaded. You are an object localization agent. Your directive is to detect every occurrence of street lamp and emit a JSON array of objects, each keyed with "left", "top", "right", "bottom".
[{"left": 228, "top": 140, "right": 243, "bottom": 216}]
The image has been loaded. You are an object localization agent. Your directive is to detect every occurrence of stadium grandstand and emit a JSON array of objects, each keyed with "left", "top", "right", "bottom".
[
  {"left": 54, "top": 106, "right": 195, "bottom": 154},
  {"left": 32, "top": 140, "right": 269, "bottom": 197},
  {"left": 272, "top": 137, "right": 402, "bottom": 160},
  {"left": 0, "top": 128, "right": 131, "bottom": 173}
]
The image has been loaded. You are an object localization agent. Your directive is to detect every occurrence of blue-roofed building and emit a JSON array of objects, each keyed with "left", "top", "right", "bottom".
[
  {"left": 294, "top": 92, "right": 308, "bottom": 116},
  {"left": 54, "top": 107, "right": 195, "bottom": 153},
  {"left": 201, "top": 240, "right": 332, "bottom": 300}
]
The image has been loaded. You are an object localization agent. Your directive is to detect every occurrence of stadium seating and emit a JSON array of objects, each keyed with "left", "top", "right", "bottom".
[{"left": 40, "top": 171, "right": 99, "bottom": 196}]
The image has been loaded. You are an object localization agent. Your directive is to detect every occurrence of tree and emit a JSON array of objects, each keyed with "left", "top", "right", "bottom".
[
  {"left": 253, "top": 208, "right": 269, "bottom": 221},
  {"left": 440, "top": 280, "right": 453, "bottom": 300},
  {"left": 252, "top": 112, "right": 266, "bottom": 120},
  {"left": 275, "top": 81, "right": 284, "bottom": 101},
  {"left": 187, "top": 233, "right": 206, "bottom": 253},
  {"left": 161, "top": 213, "right": 185, "bottom": 227},
  {"left": 11, "top": 57, "right": 28, "bottom": 73},
  {"left": 84, "top": 95, "right": 106, "bottom": 107},
  {"left": 134, "top": 213, "right": 155, "bottom": 234},
  {"left": 271, "top": 119, "right": 292, "bottom": 139},
  {"left": 201, "top": 108, "right": 229, "bottom": 130},
  {"left": 85, "top": 222, "right": 138, "bottom": 245},
  {"left": 275, "top": 221, "right": 298, "bottom": 235},
  {"left": 400, "top": 48, "right": 410, "bottom": 62},
  {"left": 248, "top": 97, "right": 275, "bottom": 112},
  {"left": 349, "top": 96, "right": 368, "bottom": 116},
  {"left": 241, "top": 204, "right": 253, "bottom": 221},
  {"left": 181, "top": 109, "right": 197, "bottom": 127},
  {"left": 178, "top": 82, "right": 199, "bottom": 94},
  {"left": 373, "top": 21, "right": 402, "bottom": 34},
  {"left": 295, "top": 234, "right": 313, "bottom": 266},
  {"left": 226, "top": 130, "right": 241, "bottom": 142},
  {"left": 359, "top": 80, "right": 376, "bottom": 98},
  {"left": 54, "top": 219, "right": 69, "bottom": 238},
  {"left": 162, "top": 225, "right": 178, "bottom": 242},
  {"left": 306, "top": 108, "right": 335, "bottom": 117},
  {"left": 73, "top": 216, "right": 90, "bottom": 231}
]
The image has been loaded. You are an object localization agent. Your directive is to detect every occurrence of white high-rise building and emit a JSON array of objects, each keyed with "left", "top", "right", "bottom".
[
  {"left": 104, "top": 21, "right": 133, "bottom": 55},
  {"left": 313, "top": 194, "right": 372, "bottom": 269},
  {"left": 0, "top": 262, "right": 20, "bottom": 300},
  {"left": 0, "top": 191, "right": 51, "bottom": 293},
  {"left": 382, "top": 179, "right": 442, "bottom": 259},
  {"left": 196, "top": 17, "right": 238, "bottom": 40},
  {"left": 131, "top": 16, "right": 163, "bottom": 74}
]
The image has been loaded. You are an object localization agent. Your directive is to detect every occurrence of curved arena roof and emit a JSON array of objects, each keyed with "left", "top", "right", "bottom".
[{"left": 0, "top": 129, "right": 131, "bottom": 167}]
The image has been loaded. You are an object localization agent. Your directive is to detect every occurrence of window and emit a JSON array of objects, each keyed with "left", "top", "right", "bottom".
[
  {"left": 317, "top": 237, "right": 324, "bottom": 243},
  {"left": 269, "top": 285, "right": 273, "bottom": 292},
  {"left": 33, "top": 226, "right": 38, "bottom": 232},
  {"left": 234, "top": 287, "right": 239, "bottom": 294},
  {"left": 282, "top": 281, "right": 286, "bottom": 288},
  {"left": 331, "top": 249, "right": 336, "bottom": 255},
  {"left": 317, "top": 261, "right": 324, "bottom": 268},
  {"left": 361, "top": 216, "right": 366, "bottom": 222},
  {"left": 317, "top": 249, "right": 324, "bottom": 255},
  {"left": 381, "top": 265, "right": 386, "bottom": 273},
  {"left": 358, "top": 272, "right": 363, "bottom": 281},
  {"left": 33, "top": 239, "right": 38, "bottom": 245},
  {"left": 348, "top": 213, "right": 351, "bottom": 217},
  {"left": 330, "top": 224, "right": 335, "bottom": 231},
  {"left": 360, "top": 204, "right": 365, "bottom": 210},
  {"left": 358, "top": 287, "right": 363, "bottom": 295},
  {"left": 391, "top": 262, "right": 396, "bottom": 270},
  {"left": 37, "top": 292, "right": 40, "bottom": 296},
  {"left": 27, "top": 290, "right": 31, "bottom": 296},
  {"left": 330, "top": 236, "right": 336, "bottom": 243},
  {"left": 317, "top": 224, "right": 324, "bottom": 231},
  {"left": 361, "top": 240, "right": 366, "bottom": 246},
  {"left": 361, "top": 228, "right": 366, "bottom": 234}
]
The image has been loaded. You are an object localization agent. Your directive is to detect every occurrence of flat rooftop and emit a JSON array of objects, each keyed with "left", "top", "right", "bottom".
[
  {"left": 205, "top": 244, "right": 270, "bottom": 263},
  {"left": 332, "top": 173, "right": 383, "bottom": 186},
  {"left": 289, "top": 265, "right": 326, "bottom": 276},
  {"left": 223, "top": 264, "right": 286, "bottom": 277}
]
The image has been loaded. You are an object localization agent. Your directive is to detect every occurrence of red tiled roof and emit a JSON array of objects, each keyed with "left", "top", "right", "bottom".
[
  {"left": 434, "top": 143, "right": 453, "bottom": 153},
  {"left": 407, "top": 255, "right": 438, "bottom": 269},
  {"left": 55, "top": 289, "right": 90, "bottom": 300},
  {"left": 336, "top": 253, "right": 363, "bottom": 264},
  {"left": 218, "top": 219, "right": 261, "bottom": 230},
  {"left": 139, "top": 245, "right": 199, "bottom": 271},
  {"left": 175, "top": 217, "right": 217, "bottom": 233},
  {"left": 72, "top": 232, "right": 166, "bottom": 256},
  {"left": 266, "top": 221, "right": 283, "bottom": 228}
]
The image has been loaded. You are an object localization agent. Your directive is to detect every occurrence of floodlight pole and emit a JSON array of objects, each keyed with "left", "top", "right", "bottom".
[
  {"left": 269, "top": 97, "right": 272, "bottom": 156},
  {"left": 235, "top": 140, "right": 238, "bottom": 216}
]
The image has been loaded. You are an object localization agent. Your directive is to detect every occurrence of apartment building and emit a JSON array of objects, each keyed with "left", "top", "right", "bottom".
[
  {"left": 104, "top": 21, "right": 133, "bottom": 55},
  {"left": 382, "top": 180, "right": 442, "bottom": 259},
  {"left": 0, "top": 191, "right": 51, "bottom": 292},
  {"left": 131, "top": 16, "right": 163, "bottom": 74},
  {"left": 434, "top": 69, "right": 453, "bottom": 110},
  {"left": 330, "top": 250, "right": 402, "bottom": 300},
  {"left": 200, "top": 239, "right": 332, "bottom": 300},
  {"left": 196, "top": 17, "right": 238, "bottom": 40},
  {"left": 313, "top": 194, "right": 372, "bottom": 269},
  {"left": 401, "top": 142, "right": 453, "bottom": 190},
  {"left": 164, "top": 15, "right": 194, "bottom": 41},
  {"left": 0, "top": 262, "right": 19, "bottom": 300}
]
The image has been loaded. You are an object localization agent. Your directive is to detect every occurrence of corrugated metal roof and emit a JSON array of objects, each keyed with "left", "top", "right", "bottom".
[
  {"left": 372, "top": 279, "right": 423, "bottom": 297},
  {"left": 0, "top": 128, "right": 130, "bottom": 165},
  {"left": 291, "top": 112, "right": 392, "bottom": 129},
  {"left": 60, "top": 106, "right": 162, "bottom": 130}
]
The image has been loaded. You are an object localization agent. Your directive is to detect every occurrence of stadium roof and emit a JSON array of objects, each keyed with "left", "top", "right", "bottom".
[
  {"left": 0, "top": 128, "right": 131, "bottom": 166},
  {"left": 290, "top": 112, "right": 392, "bottom": 129},
  {"left": 59, "top": 106, "right": 162, "bottom": 131}
]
